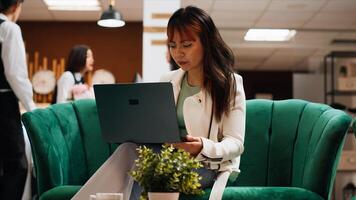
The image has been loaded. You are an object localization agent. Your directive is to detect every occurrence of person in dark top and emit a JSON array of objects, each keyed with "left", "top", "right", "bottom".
[{"left": 0, "top": 0, "right": 36, "bottom": 199}]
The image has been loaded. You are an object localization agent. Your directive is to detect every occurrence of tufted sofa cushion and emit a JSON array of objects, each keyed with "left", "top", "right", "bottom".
[{"left": 22, "top": 99, "right": 352, "bottom": 200}]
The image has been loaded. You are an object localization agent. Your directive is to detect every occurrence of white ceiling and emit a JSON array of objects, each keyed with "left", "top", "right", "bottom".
[{"left": 20, "top": 0, "right": 356, "bottom": 71}]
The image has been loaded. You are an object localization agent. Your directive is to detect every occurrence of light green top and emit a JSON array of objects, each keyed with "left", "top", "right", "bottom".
[{"left": 176, "top": 74, "right": 201, "bottom": 134}]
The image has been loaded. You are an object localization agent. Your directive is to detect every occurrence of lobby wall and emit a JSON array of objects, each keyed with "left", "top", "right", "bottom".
[
  {"left": 239, "top": 70, "right": 293, "bottom": 100},
  {"left": 19, "top": 21, "right": 143, "bottom": 83},
  {"left": 18, "top": 21, "right": 294, "bottom": 99}
]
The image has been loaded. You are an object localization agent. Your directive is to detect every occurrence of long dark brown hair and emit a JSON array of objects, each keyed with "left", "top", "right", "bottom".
[
  {"left": 66, "top": 45, "right": 90, "bottom": 73},
  {"left": 167, "top": 6, "right": 236, "bottom": 122}
]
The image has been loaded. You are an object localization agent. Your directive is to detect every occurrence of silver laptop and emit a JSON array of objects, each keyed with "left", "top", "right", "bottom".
[{"left": 94, "top": 82, "right": 184, "bottom": 143}]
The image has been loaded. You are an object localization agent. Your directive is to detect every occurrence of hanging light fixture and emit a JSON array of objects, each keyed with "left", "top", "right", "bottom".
[{"left": 97, "top": 0, "right": 125, "bottom": 28}]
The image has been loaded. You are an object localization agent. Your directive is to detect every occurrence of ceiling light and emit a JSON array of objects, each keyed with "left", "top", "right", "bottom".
[
  {"left": 244, "top": 29, "right": 297, "bottom": 42},
  {"left": 97, "top": 0, "right": 125, "bottom": 28},
  {"left": 44, "top": 0, "right": 101, "bottom": 11}
]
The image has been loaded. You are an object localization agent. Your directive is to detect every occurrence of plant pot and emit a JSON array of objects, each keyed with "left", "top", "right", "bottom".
[{"left": 148, "top": 192, "right": 179, "bottom": 200}]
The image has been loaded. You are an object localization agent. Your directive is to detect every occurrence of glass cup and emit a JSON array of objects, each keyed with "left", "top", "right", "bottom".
[{"left": 95, "top": 193, "right": 123, "bottom": 200}]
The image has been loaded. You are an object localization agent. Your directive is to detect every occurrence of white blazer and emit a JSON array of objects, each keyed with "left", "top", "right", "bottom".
[{"left": 160, "top": 68, "right": 246, "bottom": 173}]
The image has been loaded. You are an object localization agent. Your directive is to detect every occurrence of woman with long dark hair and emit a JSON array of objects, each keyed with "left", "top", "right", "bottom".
[
  {"left": 72, "top": 6, "right": 245, "bottom": 200},
  {"left": 0, "top": 0, "right": 35, "bottom": 199},
  {"left": 55, "top": 44, "right": 95, "bottom": 103},
  {"left": 162, "top": 6, "right": 245, "bottom": 199}
]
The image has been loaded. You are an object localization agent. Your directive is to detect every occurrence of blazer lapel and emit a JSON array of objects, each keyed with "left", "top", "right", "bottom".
[{"left": 169, "top": 69, "right": 185, "bottom": 105}]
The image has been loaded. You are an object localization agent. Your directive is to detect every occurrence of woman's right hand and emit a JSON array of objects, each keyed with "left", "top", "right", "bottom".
[{"left": 171, "top": 135, "right": 203, "bottom": 157}]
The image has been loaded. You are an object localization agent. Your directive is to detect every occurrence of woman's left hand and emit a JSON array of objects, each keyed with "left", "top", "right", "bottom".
[{"left": 171, "top": 135, "right": 203, "bottom": 157}]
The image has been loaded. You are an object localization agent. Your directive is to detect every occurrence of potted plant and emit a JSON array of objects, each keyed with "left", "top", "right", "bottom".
[{"left": 129, "top": 144, "right": 204, "bottom": 200}]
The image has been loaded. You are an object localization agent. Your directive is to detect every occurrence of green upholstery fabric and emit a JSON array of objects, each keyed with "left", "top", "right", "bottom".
[
  {"left": 40, "top": 186, "right": 81, "bottom": 200},
  {"left": 72, "top": 100, "right": 112, "bottom": 176},
  {"left": 181, "top": 187, "right": 323, "bottom": 200},
  {"left": 21, "top": 103, "right": 88, "bottom": 196},
  {"left": 234, "top": 99, "right": 351, "bottom": 200},
  {"left": 22, "top": 99, "right": 114, "bottom": 199},
  {"left": 353, "top": 117, "right": 356, "bottom": 138},
  {"left": 22, "top": 99, "right": 352, "bottom": 200}
]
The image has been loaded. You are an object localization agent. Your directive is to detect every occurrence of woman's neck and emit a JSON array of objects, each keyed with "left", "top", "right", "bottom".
[
  {"left": 187, "top": 67, "right": 202, "bottom": 87},
  {"left": 80, "top": 69, "right": 87, "bottom": 75},
  {"left": 4, "top": 13, "right": 15, "bottom": 22}
]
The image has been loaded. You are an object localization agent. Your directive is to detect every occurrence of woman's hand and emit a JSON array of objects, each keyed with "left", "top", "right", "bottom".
[{"left": 171, "top": 135, "right": 203, "bottom": 157}]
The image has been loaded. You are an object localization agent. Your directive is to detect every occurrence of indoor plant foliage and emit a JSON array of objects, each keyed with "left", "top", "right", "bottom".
[{"left": 129, "top": 144, "right": 204, "bottom": 200}]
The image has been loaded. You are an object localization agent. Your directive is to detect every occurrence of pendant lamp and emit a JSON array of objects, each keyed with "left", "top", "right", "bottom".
[{"left": 97, "top": 0, "right": 125, "bottom": 28}]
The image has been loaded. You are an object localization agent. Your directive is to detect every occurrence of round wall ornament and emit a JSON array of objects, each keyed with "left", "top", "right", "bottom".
[
  {"left": 92, "top": 69, "right": 116, "bottom": 84},
  {"left": 32, "top": 70, "right": 56, "bottom": 94}
]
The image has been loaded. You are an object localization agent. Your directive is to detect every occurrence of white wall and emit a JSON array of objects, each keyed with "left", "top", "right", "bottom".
[
  {"left": 142, "top": 0, "right": 180, "bottom": 82},
  {"left": 293, "top": 73, "right": 324, "bottom": 104}
]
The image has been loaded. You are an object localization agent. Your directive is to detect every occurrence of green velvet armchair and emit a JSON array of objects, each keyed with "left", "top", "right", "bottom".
[{"left": 22, "top": 99, "right": 352, "bottom": 200}]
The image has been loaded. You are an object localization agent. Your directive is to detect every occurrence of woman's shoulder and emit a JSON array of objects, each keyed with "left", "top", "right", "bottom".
[
  {"left": 233, "top": 73, "right": 243, "bottom": 84},
  {"left": 60, "top": 71, "right": 74, "bottom": 78},
  {"left": 232, "top": 73, "right": 244, "bottom": 95},
  {"left": 160, "top": 69, "right": 183, "bottom": 82},
  {"left": 58, "top": 71, "right": 75, "bottom": 83}
]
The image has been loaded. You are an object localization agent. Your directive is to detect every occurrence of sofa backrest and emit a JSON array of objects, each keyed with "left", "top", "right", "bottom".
[
  {"left": 234, "top": 99, "right": 351, "bottom": 199},
  {"left": 22, "top": 100, "right": 118, "bottom": 197},
  {"left": 23, "top": 99, "right": 351, "bottom": 199},
  {"left": 22, "top": 103, "right": 89, "bottom": 196},
  {"left": 72, "top": 99, "right": 119, "bottom": 176}
]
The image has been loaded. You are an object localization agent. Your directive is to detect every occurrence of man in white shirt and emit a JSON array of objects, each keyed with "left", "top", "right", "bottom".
[{"left": 0, "top": 0, "right": 35, "bottom": 199}]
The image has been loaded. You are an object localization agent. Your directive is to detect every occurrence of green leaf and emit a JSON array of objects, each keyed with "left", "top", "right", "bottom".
[{"left": 129, "top": 145, "right": 203, "bottom": 194}]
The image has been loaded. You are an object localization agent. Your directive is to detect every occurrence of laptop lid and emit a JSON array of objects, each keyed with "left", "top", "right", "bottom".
[{"left": 94, "top": 82, "right": 182, "bottom": 143}]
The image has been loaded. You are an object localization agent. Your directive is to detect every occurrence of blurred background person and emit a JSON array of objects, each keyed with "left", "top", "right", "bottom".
[{"left": 53, "top": 44, "right": 95, "bottom": 104}]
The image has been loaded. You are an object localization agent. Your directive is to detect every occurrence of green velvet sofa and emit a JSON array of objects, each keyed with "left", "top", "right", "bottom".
[{"left": 22, "top": 99, "right": 352, "bottom": 200}]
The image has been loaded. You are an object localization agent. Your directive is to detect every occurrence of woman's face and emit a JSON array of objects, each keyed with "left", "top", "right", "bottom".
[
  {"left": 168, "top": 30, "right": 204, "bottom": 72},
  {"left": 85, "top": 49, "right": 94, "bottom": 72}
]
